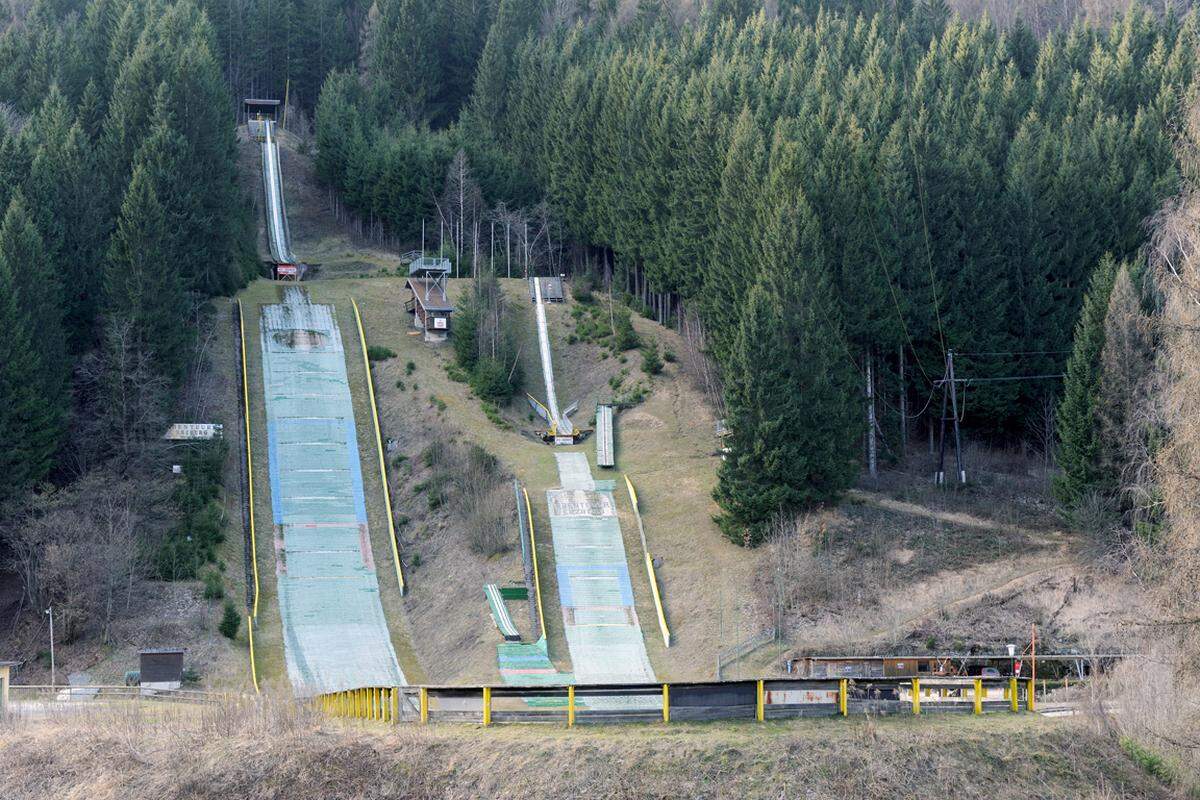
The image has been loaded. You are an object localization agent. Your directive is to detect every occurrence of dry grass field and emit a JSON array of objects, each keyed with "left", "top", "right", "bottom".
[{"left": 0, "top": 696, "right": 1175, "bottom": 800}]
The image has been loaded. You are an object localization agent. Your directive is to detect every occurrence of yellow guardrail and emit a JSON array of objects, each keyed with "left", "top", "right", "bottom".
[
  {"left": 351, "top": 298, "right": 406, "bottom": 595},
  {"left": 624, "top": 475, "right": 670, "bottom": 647},
  {"left": 238, "top": 300, "right": 262, "bottom": 695},
  {"left": 238, "top": 300, "right": 260, "bottom": 619},
  {"left": 523, "top": 486, "right": 547, "bottom": 642},
  {"left": 247, "top": 615, "right": 259, "bottom": 693}
]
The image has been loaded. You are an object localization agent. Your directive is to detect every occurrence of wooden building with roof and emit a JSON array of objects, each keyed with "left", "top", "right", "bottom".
[{"left": 404, "top": 256, "right": 454, "bottom": 342}]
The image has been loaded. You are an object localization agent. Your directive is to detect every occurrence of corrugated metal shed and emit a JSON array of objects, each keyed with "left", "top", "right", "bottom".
[{"left": 596, "top": 404, "right": 614, "bottom": 468}]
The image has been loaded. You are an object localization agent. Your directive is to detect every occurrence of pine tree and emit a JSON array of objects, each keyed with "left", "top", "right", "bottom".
[
  {"left": 1096, "top": 262, "right": 1153, "bottom": 498},
  {"left": 0, "top": 217, "right": 56, "bottom": 505},
  {"left": 714, "top": 271, "right": 861, "bottom": 546},
  {"left": 1054, "top": 254, "right": 1119, "bottom": 507},
  {"left": 103, "top": 164, "right": 192, "bottom": 385},
  {"left": 0, "top": 190, "right": 68, "bottom": 421}
]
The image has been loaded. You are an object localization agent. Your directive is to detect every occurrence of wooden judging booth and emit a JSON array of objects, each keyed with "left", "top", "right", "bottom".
[{"left": 404, "top": 257, "right": 454, "bottom": 342}]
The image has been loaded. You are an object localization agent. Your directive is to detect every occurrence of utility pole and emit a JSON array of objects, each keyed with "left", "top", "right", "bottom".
[
  {"left": 45, "top": 606, "right": 55, "bottom": 688},
  {"left": 935, "top": 349, "right": 966, "bottom": 485}
]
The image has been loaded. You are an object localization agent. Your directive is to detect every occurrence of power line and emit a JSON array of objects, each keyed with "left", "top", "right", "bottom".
[
  {"left": 939, "top": 373, "right": 1066, "bottom": 384},
  {"left": 956, "top": 349, "right": 1072, "bottom": 357}
]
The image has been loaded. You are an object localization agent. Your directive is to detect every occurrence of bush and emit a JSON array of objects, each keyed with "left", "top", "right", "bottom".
[
  {"left": 219, "top": 601, "right": 241, "bottom": 639},
  {"left": 663, "top": 349, "right": 677, "bottom": 363},
  {"left": 641, "top": 343, "right": 663, "bottom": 376},
  {"left": 367, "top": 345, "right": 396, "bottom": 361},
  {"left": 446, "top": 363, "right": 469, "bottom": 383},
  {"left": 405, "top": 361, "right": 416, "bottom": 375},
  {"left": 573, "top": 274, "right": 594, "bottom": 303},
  {"left": 202, "top": 571, "right": 224, "bottom": 600},
  {"left": 612, "top": 309, "right": 640, "bottom": 351},
  {"left": 470, "top": 356, "right": 516, "bottom": 404}
]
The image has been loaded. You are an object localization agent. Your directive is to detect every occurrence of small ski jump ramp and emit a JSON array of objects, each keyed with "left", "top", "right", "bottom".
[
  {"left": 546, "top": 453, "right": 655, "bottom": 685},
  {"left": 260, "top": 121, "right": 296, "bottom": 265},
  {"left": 260, "top": 288, "right": 404, "bottom": 696}
]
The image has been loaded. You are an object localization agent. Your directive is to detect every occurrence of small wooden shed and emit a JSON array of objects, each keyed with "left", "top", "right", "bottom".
[
  {"left": 139, "top": 648, "right": 185, "bottom": 690},
  {"left": 404, "top": 257, "right": 454, "bottom": 342}
]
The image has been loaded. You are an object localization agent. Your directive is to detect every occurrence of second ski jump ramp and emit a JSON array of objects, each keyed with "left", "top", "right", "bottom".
[
  {"left": 260, "top": 288, "right": 404, "bottom": 696},
  {"left": 546, "top": 453, "right": 655, "bottom": 685}
]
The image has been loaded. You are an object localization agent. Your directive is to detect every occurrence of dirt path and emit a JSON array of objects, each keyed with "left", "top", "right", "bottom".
[{"left": 847, "top": 489, "right": 1068, "bottom": 548}]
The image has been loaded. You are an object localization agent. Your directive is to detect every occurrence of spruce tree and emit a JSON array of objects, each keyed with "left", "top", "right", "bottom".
[
  {"left": 1054, "top": 254, "right": 1119, "bottom": 508},
  {"left": 0, "top": 224, "right": 54, "bottom": 505},
  {"left": 103, "top": 164, "right": 191, "bottom": 385},
  {"left": 0, "top": 190, "right": 69, "bottom": 445},
  {"left": 714, "top": 271, "right": 861, "bottom": 546}
]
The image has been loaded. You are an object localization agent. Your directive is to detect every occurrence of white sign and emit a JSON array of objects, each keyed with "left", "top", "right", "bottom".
[
  {"left": 164, "top": 423, "right": 224, "bottom": 441},
  {"left": 433, "top": 317, "right": 448, "bottom": 330}
]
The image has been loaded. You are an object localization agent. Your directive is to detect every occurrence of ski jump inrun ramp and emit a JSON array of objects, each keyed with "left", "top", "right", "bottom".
[
  {"left": 260, "top": 287, "right": 404, "bottom": 696},
  {"left": 261, "top": 120, "right": 296, "bottom": 264}
]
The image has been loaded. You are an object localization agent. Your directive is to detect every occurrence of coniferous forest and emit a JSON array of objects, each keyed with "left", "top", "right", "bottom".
[
  {"left": 311, "top": 1, "right": 1195, "bottom": 541},
  {"left": 0, "top": 0, "right": 256, "bottom": 634}
]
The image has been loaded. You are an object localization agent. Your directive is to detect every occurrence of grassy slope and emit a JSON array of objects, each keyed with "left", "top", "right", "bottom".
[{"left": 0, "top": 707, "right": 1172, "bottom": 800}]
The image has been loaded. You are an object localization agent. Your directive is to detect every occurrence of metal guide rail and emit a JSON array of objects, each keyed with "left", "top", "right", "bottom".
[{"left": 316, "top": 675, "right": 1045, "bottom": 725}]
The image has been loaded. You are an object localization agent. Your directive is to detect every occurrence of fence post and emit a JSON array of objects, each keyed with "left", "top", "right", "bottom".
[
  {"left": 838, "top": 679, "right": 848, "bottom": 717},
  {"left": 756, "top": 680, "right": 764, "bottom": 722},
  {"left": 1026, "top": 679, "right": 1036, "bottom": 712},
  {"left": 567, "top": 685, "right": 575, "bottom": 727},
  {"left": 662, "top": 684, "right": 670, "bottom": 723},
  {"left": 420, "top": 687, "right": 429, "bottom": 723},
  {"left": 1009, "top": 678, "right": 1018, "bottom": 713},
  {"left": 911, "top": 678, "right": 920, "bottom": 715},
  {"left": 483, "top": 686, "right": 492, "bottom": 727},
  {"left": 973, "top": 679, "right": 983, "bottom": 715}
]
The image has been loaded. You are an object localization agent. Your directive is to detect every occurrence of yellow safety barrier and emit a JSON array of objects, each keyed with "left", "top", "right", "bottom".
[
  {"left": 1027, "top": 679, "right": 1036, "bottom": 712},
  {"left": 523, "top": 487, "right": 547, "bottom": 642},
  {"left": 420, "top": 687, "right": 429, "bottom": 723},
  {"left": 247, "top": 615, "right": 259, "bottom": 693},
  {"left": 662, "top": 684, "right": 670, "bottom": 723},
  {"left": 1010, "top": 678, "right": 1019, "bottom": 712},
  {"left": 351, "top": 298, "right": 406, "bottom": 595},
  {"left": 624, "top": 475, "right": 671, "bottom": 647},
  {"left": 482, "top": 687, "right": 492, "bottom": 726},
  {"left": 756, "top": 680, "right": 764, "bottom": 722},
  {"left": 974, "top": 679, "right": 984, "bottom": 715},
  {"left": 838, "top": 679, "right": 848, "bottom": 716},
  {"left": 237, "top": 300, "right": 260, "bottom": 620},
  {"left": 567, "top": 685, "right": 575, "bottom": 727},
  {"left": 911, "top": 678, "right": 920, "bottom": 714}
]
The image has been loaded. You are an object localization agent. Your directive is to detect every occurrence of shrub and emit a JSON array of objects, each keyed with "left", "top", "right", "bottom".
[
  {"left": 405, "top": 361, "right": 416, "bottom": 375},
  {"left": 202, "top": 571, "right": 224, "bottom": 600},
  {"left": 395, "top": 379, "right": 406, "bottom": 390},
  {"left": 573, "top": 275, "right": 594, "bottom": 303},
  {"left": 470, "top": 356, "right": 516, "bottom": 404},
  {"left": 219, "top": 602, "right": 240, "bottom": 639},
  {"left": 446, "top": 363, "right": 469, "bottom": 383},
  {"left": 367, "top": 345, "right": 396, "bottom": 361},
  {"left": 663, "top": 349, "right": 677, "bottom": 363},
  {"left": 612, "top": 309, "right": 640, "bottom": 351},
  {"left": 641, "top": 343, "right": 663, "bottom": 376}
]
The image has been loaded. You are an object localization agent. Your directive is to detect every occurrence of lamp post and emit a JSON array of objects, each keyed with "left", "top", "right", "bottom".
[{"left": 44, "top": 606, "right": 55, "bottom": 688}]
